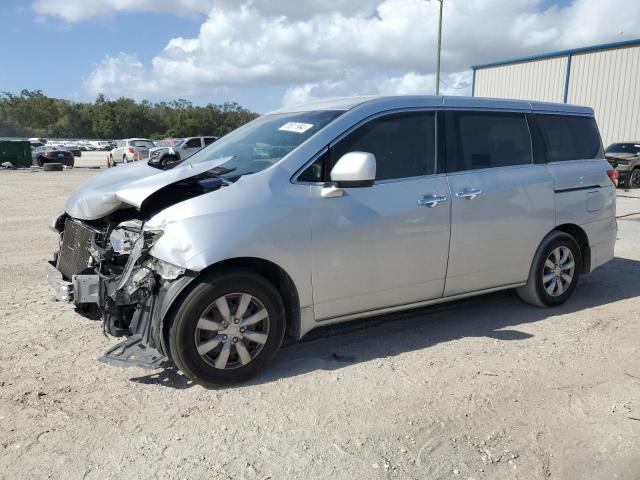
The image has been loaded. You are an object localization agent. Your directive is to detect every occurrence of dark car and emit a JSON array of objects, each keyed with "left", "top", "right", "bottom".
[
  {"left": 32, "top": 147, "right": 75, "bottom": 167},
  {"left": 605, "top": 142, "right": 640, "bottom": 188},
  {"left": 62, "top": 145, "right": 82, "bottom": 157}
]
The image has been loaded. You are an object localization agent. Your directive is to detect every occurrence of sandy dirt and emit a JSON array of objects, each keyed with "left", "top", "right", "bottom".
[{"left": 1, "top": 168, "right": 639, "bottom": 480}]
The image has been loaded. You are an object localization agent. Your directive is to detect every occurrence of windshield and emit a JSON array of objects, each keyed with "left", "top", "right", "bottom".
[
  {"left": 182, "top": 110, "right": 342, "bottom": 179},
  {"left": 606, "top": 143, "right": 640, "bottom": 154}
]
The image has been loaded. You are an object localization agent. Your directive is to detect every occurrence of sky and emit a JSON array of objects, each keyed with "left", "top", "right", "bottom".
[{"left": 1, "top": 0, "right": 639, "bottom": 113}]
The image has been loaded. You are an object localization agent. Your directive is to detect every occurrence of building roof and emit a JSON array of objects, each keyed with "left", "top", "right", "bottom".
[{"left": 471, "top": 38, "right": 640, "bottom": 70}]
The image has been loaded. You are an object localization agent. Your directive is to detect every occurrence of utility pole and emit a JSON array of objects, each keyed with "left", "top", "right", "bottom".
[{"left": 435, "top": 0, "right": 444, "bottom": 95}]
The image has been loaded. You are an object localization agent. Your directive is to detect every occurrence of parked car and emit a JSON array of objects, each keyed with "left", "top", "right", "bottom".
[
  {"left": 47, "top": 96, "right": 617, "bottom": 386},
  {"left": 109, "top": 138, "right": 155, "bottom": 165},
  {"left": 148, "top": 136, "right": 217, "bottom": 166},
  {"left": 95, "top": 141, "right": 113, "bottom": 151},
  {"left": 605, "top": 142, "right": 640, "bottom": 188},
  {"left": 32, "top": 146, "right": 74, "bottom": 167},
  {"left": 61, "top": 144, "right": 82, "bottom": 157}
]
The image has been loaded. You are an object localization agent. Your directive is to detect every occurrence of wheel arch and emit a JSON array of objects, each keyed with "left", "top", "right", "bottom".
[
  {"left": 552, "top": 224, "right": 590, "bottom": 274},
  {"left": 160, "top": 257, "right": 301, "bottom": 356}
]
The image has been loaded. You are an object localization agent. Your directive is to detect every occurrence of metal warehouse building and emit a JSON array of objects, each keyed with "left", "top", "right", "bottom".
[{"left": 471, "top": 39, "right": 640, "bottom": 147}]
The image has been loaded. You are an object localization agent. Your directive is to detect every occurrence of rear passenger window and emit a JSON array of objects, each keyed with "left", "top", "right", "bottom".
[
  {"left": 331, "top": 112, "right": 436, "bottom": 181},
  {"left": 536, "top": 115, "right": 604, "bottom": 162},
  {"left": 447, "top": 112, "right": 532, "bottom": 172}
]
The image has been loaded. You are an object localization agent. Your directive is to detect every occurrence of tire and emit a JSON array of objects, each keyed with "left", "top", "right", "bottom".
[
  {"left": 160, "top": 155, "right": 179, "bottom": 166},
  {"left": 629, "top": 168, "right": 640, "bottom": 189},
  {"left": 517, "top": 231, "right": 581, "bottom": 308},
  {"left": 43, "top": 163, "right": 63, "bottom": 172},
  {"left": 36, "top": 157, "right": 43, "bottom": 167},
  {"left": 168, "top": 268, "right": 286, "bottom": 386},
  {"left": 123, "top": 155, "right": 129, "bottom": 164}
]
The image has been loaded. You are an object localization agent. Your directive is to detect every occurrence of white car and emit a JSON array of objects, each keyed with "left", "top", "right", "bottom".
[
  {"left": 48, "top": 95, "right": 617, "bottom": 386},
  {"left": 148, "top": 136, "right": 218, "bottom": 166},
  {"left": 109, "top": 138, "right": 155, "bottom": 165}
]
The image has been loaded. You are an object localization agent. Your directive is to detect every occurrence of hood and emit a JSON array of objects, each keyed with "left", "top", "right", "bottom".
[
  {"left": 65, "top": 157, "right": 231, "bottom": 220},
  {"left": 605, "top": 152, "right": 637, "bottom": 161}
]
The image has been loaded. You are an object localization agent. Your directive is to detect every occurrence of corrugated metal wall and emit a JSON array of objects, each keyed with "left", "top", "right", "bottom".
[
  {"left": 474, "top": 56, "right": 567, "bottom": 103},
  {"left": 474, "top": 44, "right": 640, "bottom": 147},
  {"left": 567, "top": 46, "right": 640, "bottom": 146}
]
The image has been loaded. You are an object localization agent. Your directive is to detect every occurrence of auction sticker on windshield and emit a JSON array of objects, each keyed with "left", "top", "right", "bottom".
[{"left": 279, "top": 122, "right": 314, "bottom": 134}]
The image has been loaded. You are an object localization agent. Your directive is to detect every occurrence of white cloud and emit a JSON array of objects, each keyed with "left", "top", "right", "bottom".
[
  {"left": 32, "top": 0, "right": 217, "bottom": 22},
  {"left": 38, "top": 0, "right": 640, "bottom": 108},
  {"left": 32, "top": 0, "right": 378, "bottom": 22},
  {"left": 282, "top": 71, "right": 472, "bottom": 107}
]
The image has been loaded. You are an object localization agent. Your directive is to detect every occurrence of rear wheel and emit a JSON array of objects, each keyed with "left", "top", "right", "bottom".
[
  {"left": 168, "top": 269, "right": 286, "bottom": 386},
  {"left": 517, "top": 231, "right": 581, "bottom": 307},
  {"left": 123, "top": 155, "right": 128, "bottom": 164}
]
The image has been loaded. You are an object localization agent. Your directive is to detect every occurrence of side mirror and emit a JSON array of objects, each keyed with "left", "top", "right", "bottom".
[
  {"left": 330, "top": 152, "right": 376, "bottom": 187},
  {"left": 321, "top": 152, "right": 376, "bottom": 198}
]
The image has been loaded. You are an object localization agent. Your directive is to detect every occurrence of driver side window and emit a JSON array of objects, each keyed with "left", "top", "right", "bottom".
[
  {"left": 331, "top": 111, "right": 436, "bottom": 181},
  {"left": 298, "top": 111, "right": 436, "bottom": 183}
]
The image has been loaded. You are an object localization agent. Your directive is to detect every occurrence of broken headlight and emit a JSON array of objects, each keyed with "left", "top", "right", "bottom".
[{"left": 109, "top": 220, "right": 143, "bottom": 254}]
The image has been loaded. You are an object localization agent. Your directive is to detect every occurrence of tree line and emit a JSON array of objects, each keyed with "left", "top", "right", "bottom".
[{"left": 0, "top": 90, "right": 259, "bottom": 140}]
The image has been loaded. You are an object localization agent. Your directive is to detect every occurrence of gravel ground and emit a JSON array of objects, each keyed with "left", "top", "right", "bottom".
[{"left": 1, "top": 168, "right": 639, "bottom": 480}]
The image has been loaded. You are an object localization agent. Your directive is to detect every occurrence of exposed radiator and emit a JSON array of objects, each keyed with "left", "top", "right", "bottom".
[{"left": 56, "top": 219, "right": 95, "bottom": 280}]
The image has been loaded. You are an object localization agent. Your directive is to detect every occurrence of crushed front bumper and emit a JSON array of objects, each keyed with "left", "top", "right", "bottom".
[{"left": 47, "top": 263, "right": 100, "bottom": 304}]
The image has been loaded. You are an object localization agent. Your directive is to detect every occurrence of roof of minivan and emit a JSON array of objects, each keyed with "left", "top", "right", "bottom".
[{"left": 271, "top": 95, "right": 593, "bottom": 116}]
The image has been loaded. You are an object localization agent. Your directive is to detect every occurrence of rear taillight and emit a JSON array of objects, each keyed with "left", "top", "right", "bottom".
[
  {"left": 607, "top": 169, "right": 619, "bottom": 187},
  {"left": 128, "top": 146, "right": 134, "bottom": 153}
]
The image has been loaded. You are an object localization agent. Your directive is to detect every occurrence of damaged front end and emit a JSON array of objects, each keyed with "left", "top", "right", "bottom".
[
  {"left": 46, "top": 159, "right": 234, "bottom": 369},
  {"left": 47, "top": 213, "right": 190, "bottom": 370}
]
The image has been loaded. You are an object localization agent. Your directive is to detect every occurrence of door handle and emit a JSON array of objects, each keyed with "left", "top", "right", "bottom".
[
  {"left": 456, "top": 188, "right": 482, "bottom": 200},
  {"left": 418, "top": 194, "right": 448, "bottom": 208}
]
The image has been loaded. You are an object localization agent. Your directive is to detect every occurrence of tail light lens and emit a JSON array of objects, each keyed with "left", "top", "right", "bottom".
[
  {"left": 607, "top": 169, "right": 619, "bottom": 187},
  {"left": 128, "top": 146, "right": 134, "bottom": 153}
]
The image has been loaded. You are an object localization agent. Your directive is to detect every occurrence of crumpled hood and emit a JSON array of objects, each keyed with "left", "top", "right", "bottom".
[{"left": 65, "top": 158, "right": 230, "bottom": 220}]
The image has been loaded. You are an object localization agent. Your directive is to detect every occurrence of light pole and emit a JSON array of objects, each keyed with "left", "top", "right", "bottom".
[{"left": 435, "top": 0, "right": 444, "bottom": 95}]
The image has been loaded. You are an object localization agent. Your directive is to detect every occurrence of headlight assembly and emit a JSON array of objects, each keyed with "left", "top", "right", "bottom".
[{"left": 109, "top": 220, "right": 143, "bottom": 254}]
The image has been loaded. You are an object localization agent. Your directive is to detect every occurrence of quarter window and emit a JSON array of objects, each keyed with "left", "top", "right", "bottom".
[
  {"left": 331, "top": 112, "right": 436, "bottom": 181},
  {"left": 536, "top": 115, "right": 604, "bottom": 162},
  {"left": 447, "top": 112, "right": 532, "bottom": 172}
]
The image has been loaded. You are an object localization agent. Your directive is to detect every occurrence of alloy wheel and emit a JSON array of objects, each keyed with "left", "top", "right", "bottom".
[
  {"left": 542, "top": 246, "right": 575, "bottom": 297},
  {"left": 630, "top": 169, "right": 640, "bottom": 189},
  {"left": 194, "top": 293, "right": 270, "bottom": 370}
]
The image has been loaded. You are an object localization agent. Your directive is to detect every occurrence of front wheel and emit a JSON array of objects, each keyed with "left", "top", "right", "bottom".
[
  {"left": 168, "top": 269, "right": 286, "bottom": 386},
  {"left": 629, "top": 169, "right": 640, "bottom": 189},
  {"left": 160, "top": 155, "right": 179, "bottom": 166},
  {"left": 517, "top": 231, "right": 581, "bottom": 308}
]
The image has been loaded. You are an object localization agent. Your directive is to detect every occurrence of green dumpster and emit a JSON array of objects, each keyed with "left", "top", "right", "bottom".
[{"left": 0, "top": 140, "right": 32, "bottom": 168}]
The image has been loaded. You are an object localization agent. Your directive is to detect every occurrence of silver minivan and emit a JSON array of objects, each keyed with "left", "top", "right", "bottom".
[{"left": 47, "top": 96, "right": 617, "bottom": 386}]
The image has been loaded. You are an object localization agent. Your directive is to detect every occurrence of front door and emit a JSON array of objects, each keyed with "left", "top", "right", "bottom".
[
  {"left": 307, "top": 111, "right": 452, "bottom": 320},
  {"left": 443, "top": 110, "right": 555, "bottom": 296}
]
